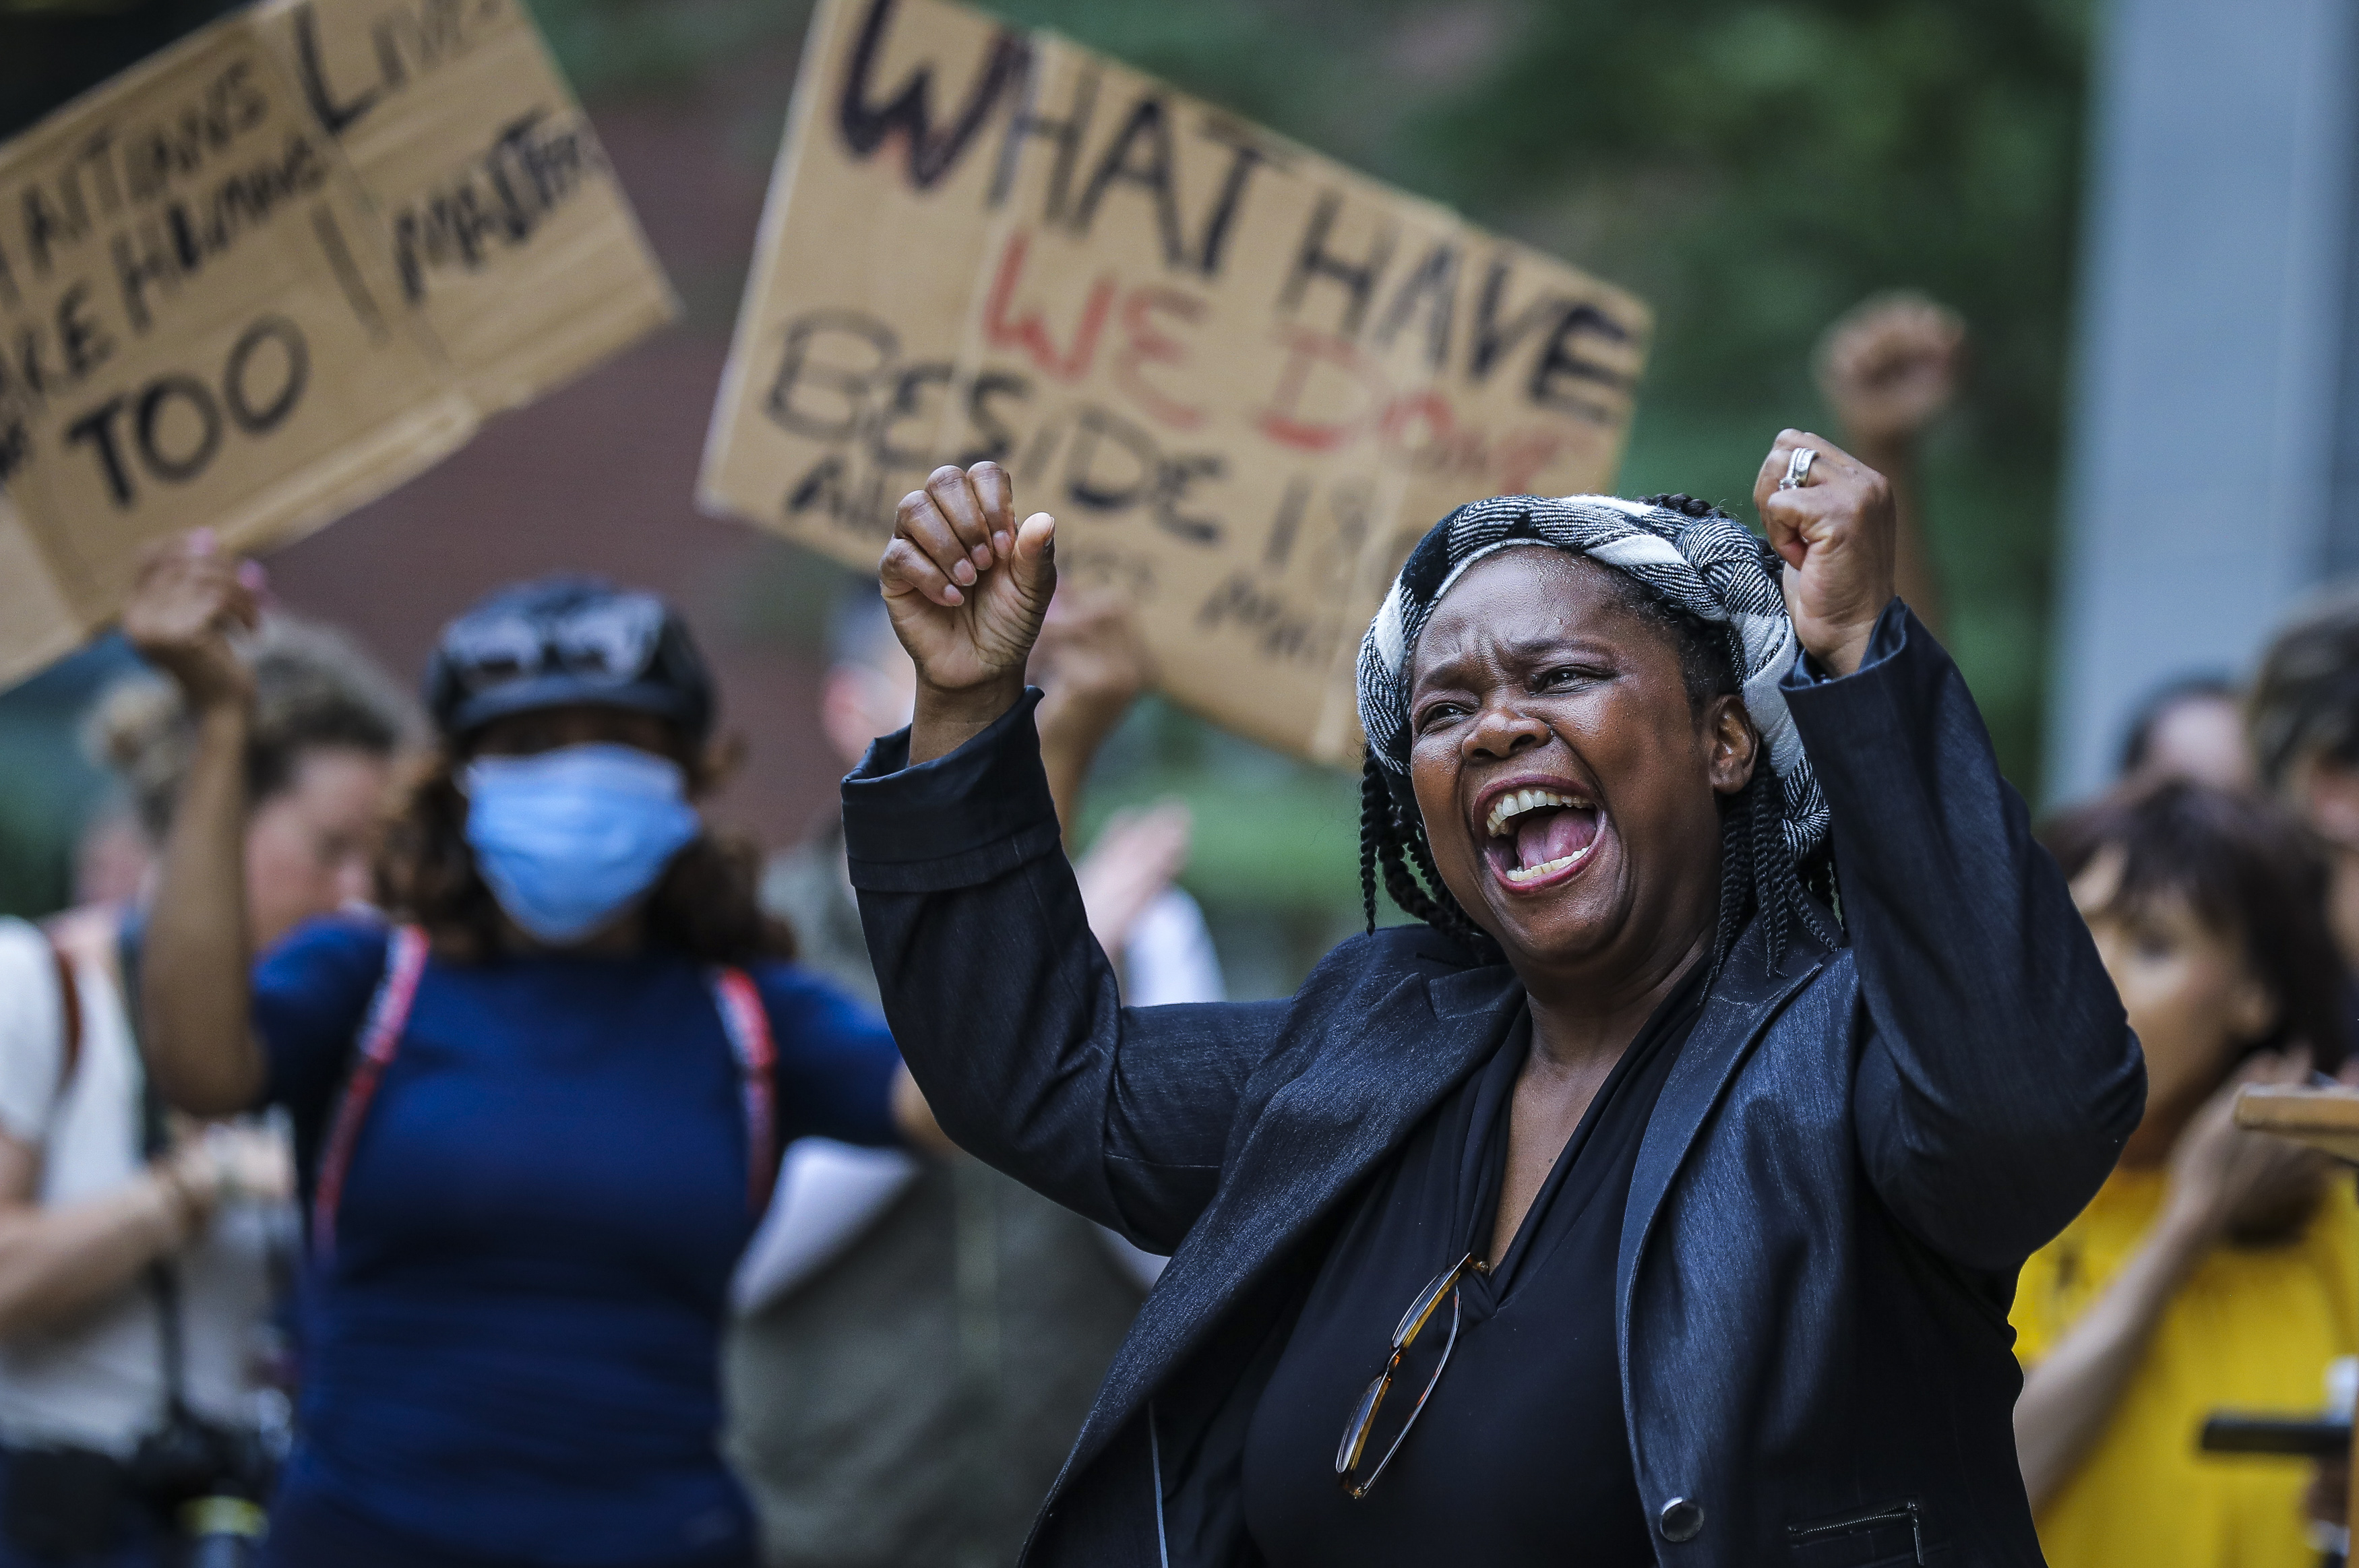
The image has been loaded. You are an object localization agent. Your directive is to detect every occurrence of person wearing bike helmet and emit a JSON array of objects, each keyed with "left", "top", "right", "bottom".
[{"left": 122, "top": 535, "right": 943, "bottom": 1568}]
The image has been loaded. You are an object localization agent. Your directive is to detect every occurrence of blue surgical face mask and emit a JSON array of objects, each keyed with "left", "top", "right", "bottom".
[{"left": 462, "top": 743, "right": 702, "bottom": 945}]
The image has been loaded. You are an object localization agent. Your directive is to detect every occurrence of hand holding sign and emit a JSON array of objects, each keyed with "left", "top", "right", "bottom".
[
  {"left": 122, "top": 531, "right": 261, "bottom": 713},
  {"left": 884, "top": 461, "right": 1058, "bottom": 761}
]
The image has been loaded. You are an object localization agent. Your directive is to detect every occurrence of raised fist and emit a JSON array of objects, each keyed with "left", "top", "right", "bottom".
[
  {"left": 1814, "top": 292, "right": 1965, "bottom": 449},
  {"left": 1754, "top": 432, "right": 1898, "bottom": 679},
  {"left": 878, "top": 462, "right": 1057, "bottom": 714},
  {"left": 122, "top": 532, "right": 259, "bottom": 714}
]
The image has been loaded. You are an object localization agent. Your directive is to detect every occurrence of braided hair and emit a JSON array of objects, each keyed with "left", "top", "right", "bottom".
[{"left": 1357, "top": 494, "right": 1840, "bottom": 976}]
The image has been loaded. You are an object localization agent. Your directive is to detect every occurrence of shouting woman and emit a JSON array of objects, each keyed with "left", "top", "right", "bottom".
[{"left": 840, "top": 443, "right": 2143, "bottom": 1566}]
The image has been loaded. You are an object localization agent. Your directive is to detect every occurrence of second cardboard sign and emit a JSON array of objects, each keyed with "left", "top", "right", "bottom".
[{"left": 702, "top": 0, "right": 1651, "bottom": 765}]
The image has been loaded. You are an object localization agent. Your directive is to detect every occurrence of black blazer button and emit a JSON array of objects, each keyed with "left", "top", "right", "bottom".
[{"left": 1659, "top": 1497, "right": 1705, "bottom": 1542}]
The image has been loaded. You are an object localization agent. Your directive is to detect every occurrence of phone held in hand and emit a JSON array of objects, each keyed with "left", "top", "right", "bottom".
[{"left": 2199, "top": 1413, "right": 2353, "bottom": 1457}]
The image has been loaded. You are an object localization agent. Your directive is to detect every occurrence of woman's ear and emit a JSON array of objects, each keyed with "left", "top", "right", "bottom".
[{"left": 1705, "top": 695, "right": 1759, "bottom": 797}]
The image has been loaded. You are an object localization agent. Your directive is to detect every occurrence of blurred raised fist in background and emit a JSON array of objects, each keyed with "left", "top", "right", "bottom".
[
  {"left": 1815, "top": 291, "right": 1966, "bottom": 448},
  {"left": 1810, "top": 292, "right": 1965, "bottom": 634}
]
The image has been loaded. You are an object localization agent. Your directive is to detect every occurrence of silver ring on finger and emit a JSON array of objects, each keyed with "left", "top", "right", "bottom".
[{"left": 1778, "top": 447, "right": 1818, "bottom": 491}]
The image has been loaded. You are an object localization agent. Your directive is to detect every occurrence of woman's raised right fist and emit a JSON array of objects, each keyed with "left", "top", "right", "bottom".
[{"left": 878, "top": 461, "right": 1057, "bottom": 713}]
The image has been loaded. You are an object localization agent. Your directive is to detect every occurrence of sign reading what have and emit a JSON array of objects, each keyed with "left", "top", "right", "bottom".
[
  {"left": 702, "top": 0, "right": 1651, "bottom": 765},
  {"left": 0, "top": 0, "right": 675, "bottom": 690}
]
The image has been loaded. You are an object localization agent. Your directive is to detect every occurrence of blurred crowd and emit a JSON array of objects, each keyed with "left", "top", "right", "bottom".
[{"left": 0, "top": 289, "right": 2354, "bottom": 1568}]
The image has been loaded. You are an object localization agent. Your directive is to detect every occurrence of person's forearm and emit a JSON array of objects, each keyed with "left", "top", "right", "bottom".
[
  {"left": 1851, "top": 436, "right": 1943, "bottom": 636},
  {"left": 851, "top": 703, "right": 1121, "bottom": 1185},
  {"left": 142, "top": 703, "right": 266, "bottom": 1115},
  {"left": 0, "top": 1178, "right": 194, "bottom": 1340},
  {"left": 1040, "top": 746, "right": 1089, "bottom": 843},
  {"left": 1037, "top": 693, "right": 1140, "bottom": 844},
  {"left": 845, "top": 697, "right": 1260, "bottom": 1250},
  {"left": 909, "top": 674, "right": 1027, "bottom": 769},
  {"left": 2015, "top": 1213, "right": 2207, "bottom": 1509},
  {"left": 1796, "top": 604, "right": 2143, "bottom": 1269}
]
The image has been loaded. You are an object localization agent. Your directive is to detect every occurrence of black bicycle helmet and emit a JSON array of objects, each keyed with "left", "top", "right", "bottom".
[{"left": 423, "top": 576, "right": 715, "bottom": 744}]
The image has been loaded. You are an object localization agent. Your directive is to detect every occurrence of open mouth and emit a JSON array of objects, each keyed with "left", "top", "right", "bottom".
[{"left": 1481, "top": 787, "right": 1603, "bottom": 889}]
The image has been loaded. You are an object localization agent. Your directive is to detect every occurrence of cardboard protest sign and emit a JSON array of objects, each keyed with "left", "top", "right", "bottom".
[
  {"left": 0, "top": 0, "right": 677, "bottom": 690},
  {"left": 0, "top": 20, "right": 475, "bottom": 683},
  {"left": 252, "top": 0, "right": 677, "bottom": 410},
  {"left": 701, "top": 0, "right": 1650, "bottom": 764}
]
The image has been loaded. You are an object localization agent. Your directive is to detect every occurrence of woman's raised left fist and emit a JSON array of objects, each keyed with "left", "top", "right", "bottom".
[{"left": 1753, "top": 431, "right": 1898, "bottom": 679}]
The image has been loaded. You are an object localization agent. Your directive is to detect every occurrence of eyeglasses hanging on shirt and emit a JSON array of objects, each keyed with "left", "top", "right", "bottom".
[{"left": 1333, "top": 1251, "right": 1489, "bottom": 1500}]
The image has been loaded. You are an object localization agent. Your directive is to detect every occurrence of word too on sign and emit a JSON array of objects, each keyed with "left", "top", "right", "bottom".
[{"left": 701, "top": 0, "right": 1650, "bottom": 765}]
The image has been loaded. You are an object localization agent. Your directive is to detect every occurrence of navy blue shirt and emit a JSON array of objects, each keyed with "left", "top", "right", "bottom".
[{"left": 250, "top": 916, "right": 903, "bottom": 1567}]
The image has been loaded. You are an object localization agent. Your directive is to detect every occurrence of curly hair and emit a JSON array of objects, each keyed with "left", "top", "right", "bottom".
[
  {"left": 86, "top": 617, "right": 415, "bottom": 840},
  {"left": 2043, "top": 777, "right": 2348, "bottom": 1072},
  {"left": 377, "top": 747, "right": 794, "bottom": 966},
  {"left": 1359, "top": 493, "right": 1839, "bottom": 975}
]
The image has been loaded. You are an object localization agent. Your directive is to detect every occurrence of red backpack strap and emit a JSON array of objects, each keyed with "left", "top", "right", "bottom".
[
  {"left": 708, "top": 967, "right": 777, "bottom": 1213},
  {"left": 312, "top": 924, "right": 430, "bottom": 1259}
]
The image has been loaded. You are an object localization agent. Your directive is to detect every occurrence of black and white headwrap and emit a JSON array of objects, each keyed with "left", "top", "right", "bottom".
[{"left": 1356, "top": 493, "right": 1829, "bottom": 862}]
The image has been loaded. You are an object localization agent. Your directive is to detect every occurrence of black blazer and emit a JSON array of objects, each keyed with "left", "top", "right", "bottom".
[{"left": 844, "top": 603, "right": 2143, "bottom": 1568}]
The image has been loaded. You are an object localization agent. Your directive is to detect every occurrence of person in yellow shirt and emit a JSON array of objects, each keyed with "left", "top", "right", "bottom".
[{"left": 2016, "top": 778, "right": 2358, "bottom": 1568}]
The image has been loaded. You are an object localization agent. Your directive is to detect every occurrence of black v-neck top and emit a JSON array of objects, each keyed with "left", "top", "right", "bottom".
[{"left": 1241, "top": 964, "right": 1706, "bottom": 1566}]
